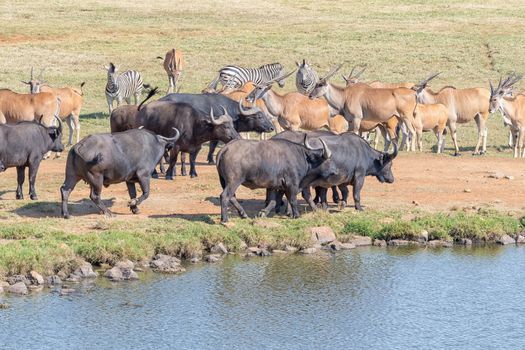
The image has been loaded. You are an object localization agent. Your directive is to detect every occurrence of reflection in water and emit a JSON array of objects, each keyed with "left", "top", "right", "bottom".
[{"left": 1, "top": 246, "right": 525, "bottom": 349}]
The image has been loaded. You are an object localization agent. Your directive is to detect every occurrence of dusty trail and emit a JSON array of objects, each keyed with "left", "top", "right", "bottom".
[{"left": 0, "top": 151, "right": 523, "bottom": 224}]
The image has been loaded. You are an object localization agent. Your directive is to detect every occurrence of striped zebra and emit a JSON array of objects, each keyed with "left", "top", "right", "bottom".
[
  {"left": 206, "top": 63, "right": 285, "bottom": 93},
  {"left": 104, "top": 62, "right": 144, "bottom": 114},
  {"left": 295, "top": 59, "right": 319, "bottom": 95}
]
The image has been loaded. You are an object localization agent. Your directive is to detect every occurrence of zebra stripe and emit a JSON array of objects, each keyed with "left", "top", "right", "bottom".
[
  {"left": 105, "top": 70, "right": 143, "bottom": 100},
  {"left": 218, "top": 63, "right": 284, "bottom": 89}
]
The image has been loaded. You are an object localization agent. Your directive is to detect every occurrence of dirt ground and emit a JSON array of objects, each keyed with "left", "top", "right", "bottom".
[{"left": 0, "top": 150, "right": 523, "bottom": 225}]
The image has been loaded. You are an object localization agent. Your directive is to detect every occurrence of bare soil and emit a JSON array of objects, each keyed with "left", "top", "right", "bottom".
[{"left": 0, "top": 151, "right": 523, "bottom": 225}]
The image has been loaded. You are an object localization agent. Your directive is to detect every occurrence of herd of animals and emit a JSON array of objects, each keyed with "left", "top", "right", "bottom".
[{"left": 0, "top": 47, "right": 524, "bottom": 222}]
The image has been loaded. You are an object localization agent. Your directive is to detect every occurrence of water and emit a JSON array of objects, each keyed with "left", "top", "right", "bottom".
[{"left": 1, "top": 246, "right": 525, "bottom": 350}]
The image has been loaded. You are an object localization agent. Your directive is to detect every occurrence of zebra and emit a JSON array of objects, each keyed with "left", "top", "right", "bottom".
[
  {"left": 295, "top": 59, "right": 319, "bottom": 95},
  {"left": 104, "top": 62, "right": 144, "bottom": 114},
  {"left": 206, "top": 63, "right": 285, "bottom": 93}
]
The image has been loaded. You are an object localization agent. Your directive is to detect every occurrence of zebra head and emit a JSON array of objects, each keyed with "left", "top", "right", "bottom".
[
  {"left": 104, "top": 62, "right": 119, "bottom": 83},
  {"left": 295, "top": 59, "right": 319, "bottom": 95}
]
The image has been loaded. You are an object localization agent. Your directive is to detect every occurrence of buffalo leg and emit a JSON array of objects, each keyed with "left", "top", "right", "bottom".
[
  {"left": 275, "top": 190, "right": 287, "bottom": 215},
  {"left": 338, "top": 185, "right": 349, "bottom": 210},
  {"left": 189, "top": 148, "right": 201, "bottom": 178},
  {"left": 207, "top": 140, "right": 218, "bottom": 164},
  {"left": 352, "top": 175, "right": 365, "bottom": 211},
  {"left": 15, "top": 166, "right": 25, "bottom": 200},
  {"left": 88, "top": 175, "right": 113, "bottom": 217},
  {"left": 331, "top": 186, "right": 340, "bottom": 204},
  {"left": 128, "top": 173, "right": 150, "bottom": 212},
  {"left": 60, "top": 175, "right": 80, "bottom": 219},
  {"left": 317, "top": 187, "right": 329, "bottom": 211},
  {"left": 260, "top": 189, "right": 277, "bottom": 217},
  {"left": 165, "top": 146, "right": 180, "bottom": 180},
  {"left": 301, "top": 187, "right": 317, "bottom": 212},
  {"left": 28, "top": 159, "right": 41, "bottom": 200},
  {"left": 180, "top": 152, "right": 187, "bottom": 176},
  {"left": 220, "top": 183, "right": 245, "bottom": 222},
  {"left": 284, "top": 187, "right": 300, "bottom": 219},
  {"left": 126, "top": 181, "right": 139, "bottom": 214}
]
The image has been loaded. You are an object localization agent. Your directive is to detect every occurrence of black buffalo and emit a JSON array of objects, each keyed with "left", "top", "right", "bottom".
[
  {"left": 0, "top": 118, "right": 63, "bottom": 200},
  {"left": 136, "top": 101, "right": 240, "bottom": 178},
  {"left": 159, "top": 93, "right": 275, "bottom": 164},
  {"left": 216, "top": 134, "right": 335, "bottom": 222},
  {"left": 60, "top": 128, "right": 180, "bottom": 218},
  {"left": 273, "top": 130, "right": 398, "bottom": 211}
]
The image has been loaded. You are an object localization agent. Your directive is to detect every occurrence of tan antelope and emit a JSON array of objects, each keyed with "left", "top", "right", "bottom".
[
  {"left": 0, "top": 89, "right": 60, "bottom": 127},
  {"left": 412, "top": 73, "right": 491, "bottom": 156},
  {"left": 309, "top": 65, "right": 419, "bottom": 151},
  {"left": 248, "top": 72, "right": 350, "bottom": 135},
  {"left": 412, "top": 102, "right": 449, "bottom": 153},
  {"left": 22, "top": 67, "right": 84, "bottom": 146},
  {"left": 341, "top": 66, "right": 415, "bottom": 89},
  {"left": 157, "top": 48, "right": 184, "bottom": 94},
  {"left": 489, "top": 73, "right": 525, "bottom": 157}
]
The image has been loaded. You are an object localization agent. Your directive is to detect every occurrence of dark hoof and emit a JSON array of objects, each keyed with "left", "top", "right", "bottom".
[
  {"left": 151, "top": 173, "right": 159, "bottom": 179},
  {"left": 258, "top": 211, "right": 267, "bottom": 218},
  {"left": 181, "top": 172, "right": 187, "bottom": 177},
  {"left": 16, "top": 194, "right": 23, "bottom": 200},
  {"left": 190, "top": 174, "right": 198, "bottom": 178},
  {"left": 131, "top": 206, "right": 140, "bottom": 214},
  {"left": 63, "top": 214, "right": 71, "bottom": 219},
  {"left": 30, "top": 195, "right": 38, "bottom": 201},
  {"left": 453, "top": 153, "right": 461, "bottom": 157},
  {"left": 355, "top": 206, "right": 364, "bottom": 211},
  {"left": 165, "top": 175, "right": 174, "bottom": 180}
]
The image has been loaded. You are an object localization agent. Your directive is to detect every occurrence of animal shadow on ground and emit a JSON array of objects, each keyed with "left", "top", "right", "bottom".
[
  {"left": 148, "top": 213, "right": 216, "bottom": 224},
  {"left": 81, "top": 112, "right": 107, "bottom": 119},
  {"left": 13, "top": 198, "right": 116, "bottom": 218},
  {"left": 0, "top": 190, "right": 16, "bottom": 198}
]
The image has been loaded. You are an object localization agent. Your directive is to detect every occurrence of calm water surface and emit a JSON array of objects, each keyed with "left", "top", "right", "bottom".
[{"left": 1, "top": 246, "right": 525, "bottom": 350}]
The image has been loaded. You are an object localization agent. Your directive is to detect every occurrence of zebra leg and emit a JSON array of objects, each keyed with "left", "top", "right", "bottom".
[{"left": 106, "top": 96, "right": 113, "bottom": 115}]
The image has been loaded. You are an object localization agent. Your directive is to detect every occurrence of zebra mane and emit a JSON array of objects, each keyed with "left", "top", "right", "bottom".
[{"left": 258, "top": 63, "right": 282, "bottom": 70}]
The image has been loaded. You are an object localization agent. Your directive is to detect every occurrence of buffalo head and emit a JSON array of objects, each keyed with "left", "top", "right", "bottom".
[
  {"left": 374, "top": 142, "right": 398, "bottom": 183},
  {"left": 209, "top": 106, "right": 241, "bottom": 143}
]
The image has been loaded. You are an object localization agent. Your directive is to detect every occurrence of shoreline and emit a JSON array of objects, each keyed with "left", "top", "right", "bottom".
[{"left": 0, "top": 209, "right": 524, "bottom": 297}]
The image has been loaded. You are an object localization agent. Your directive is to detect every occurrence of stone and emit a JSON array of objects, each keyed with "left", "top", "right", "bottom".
[
  {"left": 73, "top": 261, "right": 98, "bottom": 279},
  {"left": 150, "top": 254, "right": 185, "bottom": 273},
  {"left": 323, "top": 241, "right": 342, "bottom": 251},
  {"left": 340, "top": 243, "right": 356, "bottom": 250},
  {"left": 271, "top": 249, "right": 287, "bottom": 254},
  {"left": 7, "top": 282, "right": 28, "bottom": 295},
  {"left": 59, "top": 287, "right": 76, "bottom": 296},
  {"left": 387, "top": 239, "right": 413, "bottom": 246},
  {"left": 7, "top": 275, "right": 29, "bottom": 286},
  {"left": 127, "top": 270, "right": 139, "bottom": 280},
  {"left": 419, "top": 230, "right": 429, "bottom": 242},
  {"left": 373, "top": 239, "right": 387, "bottom": 247},
  {"left": 204, "top": 254, "right": 220, "bottom": 263},
  {"left": 210, "top": 243, "right": 228, "bottom": 255},
  {"left": 0, "top": 303, "right": 9, "bottom": 309},
  {"left": 28, "top": 285, "right": 44, "bottom": 292},
  {"left": 258, "top": 249, "right": 271, "bottom": 257},
  {"left": 104, "top": 267, "right": 124, "bottom": 281},
  {"left": 463, "top": 188, "right": 471, "bottom": 193},
  {"left": 427, "top": 240, "right": 453, "bottom": 248},
  {"left": 412, "top": 200, "right": 420, "bottom": 206},
  {"left": 457, "top": 238, "right": 473, "bottom": 246},
  {"left": 517, "top": 235, "right": 525, "bottom": 244},
  {"left": 496, "top": 234, "right": 515, "bottom": 245},
  {"left": 190, "top": 257, "right": 201, "bottom": 263},
  {"left": 285, "top": 245, "right": 298, "bottom": 253},
  {"left": 65, "top": 274, "right": 81, "bottom": 283},
  {"left": 308, "top": 226, "right": 337, "bottom": 245},
  {"left": 347, "top": 236, "right": 372, "bottom": 247},
  {"left": 299, "top": 247, "right": 317, "bottom": 254},
  {"left": 46, "top": 275, "right": 62, "bottom": 285},
  {"left": 28, "top": 271, "right": 45, "bottom": 285},
  {"left": 247, "top": 247, "right": 262, "bottom": 254},
  {"left": 505, "top": 175, "right": 514, "bottom": 180},
  {"left": 488, "top": 172, "right": 505, "bottom": 179},
  {"left": 116, "top": 260, "right": 134, "bottom": 270}
]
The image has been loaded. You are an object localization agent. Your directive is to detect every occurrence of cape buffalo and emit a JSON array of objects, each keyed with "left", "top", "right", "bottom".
[
  {"left": 216, "top": 134, "right": 334, "bottom": 222},
  {"left": 274, "top": 130, "right": 398, "bottom": 211},
  {"left": 0, "top": 117, "right": 63, "bottom": 200},
  {"left": 60, "top": 128, "right": 180, "bottom": 218},
  {"left": 158, "top": 93, "right": 275, "bottom": 163},
  {"left": 136, "top": 101, "right": 240, "bottom": 178}
]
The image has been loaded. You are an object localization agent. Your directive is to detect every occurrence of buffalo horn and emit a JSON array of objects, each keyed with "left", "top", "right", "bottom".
[
  {"left": 238, "top": 98, "right": 259, "bottom": 115},
  {"left": 158, "top": 127, "right": 180, "bottom": 143},
  {"left": 319, "top": 138, "right": 332, "bottom": 159}
]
